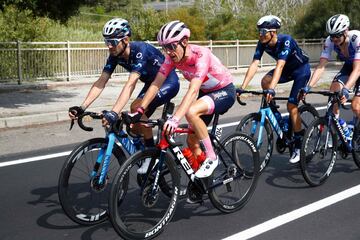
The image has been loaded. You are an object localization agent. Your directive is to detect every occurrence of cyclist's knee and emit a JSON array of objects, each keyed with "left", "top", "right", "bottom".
[
  {"left": 352, "top": 97, "right": 360, "bottom": 116},
  {"left": 261, "top": 75, "right": 272, "bottom": 89},
  {"left": 130, "top": 99, "right": 142, "bottom": 112},
  {"left": 287, "top": 102, "right": 298, "bottom": 113},
  {"left": 330, "top": 81, "right": 342, "bottom": 92}
]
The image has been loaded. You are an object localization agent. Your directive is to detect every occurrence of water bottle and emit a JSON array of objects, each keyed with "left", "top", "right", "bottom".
[
  {"left": 339, "top": 118, "right": 351, "bottom": 143},
  {"left": 274, "top": 111, "right": 282, "bottom": 124},
  {"left": 182, "top": 148, "right": 199, "bottom": 171},
  {"left": 281, "top": 116, "right": 290, "bottom": 132}
]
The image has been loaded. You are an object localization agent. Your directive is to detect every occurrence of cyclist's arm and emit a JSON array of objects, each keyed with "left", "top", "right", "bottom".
[
  {"left": 139, "top": 71, "right": 167, "bottom": 110},
  {"left": 241, "top": 59, "right": 260, "bottom": 89},
  {"left": 81, "top": 71, "right": 111, "bottom": 109},
  {"left": 344, "top": 60, "right": 360, "bottom": 90},
  {"left": 269, "top": 59, "right": 286, "bottom": 89},
  {"left": 111, "top": 72, "right": 140, "bottom": 113},
  {"left": 307, "top": 58, "right": 328, "bottom": 88},
  {"left": 173, "top": 78, "right": 202, "bottom": 120}
]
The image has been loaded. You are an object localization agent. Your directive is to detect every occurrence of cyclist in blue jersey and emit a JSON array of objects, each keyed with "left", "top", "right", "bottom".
[
  {"left": 237, "top": 15, "right": 311, "bottom": 163},
  {"left": 68, "top": 18, "right": 180, "bottom": 173},
  {"left": 299, "top": 14, "right": 360, "bottom": 119}
]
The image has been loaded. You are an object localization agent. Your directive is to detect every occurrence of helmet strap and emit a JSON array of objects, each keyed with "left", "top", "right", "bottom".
[{"left": 179, "top": 38, "right": 187, "bottom": 60}]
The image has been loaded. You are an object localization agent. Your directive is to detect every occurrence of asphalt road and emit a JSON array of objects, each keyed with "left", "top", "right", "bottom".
[{"left": 1, "top": 95, "right": 360, "bottom": 240}]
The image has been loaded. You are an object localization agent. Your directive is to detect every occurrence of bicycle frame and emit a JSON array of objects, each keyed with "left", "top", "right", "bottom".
[
  {"left": 149, "top": 113, "right": 242, "bottom": 194},
  {"left": 91, "top": 130, "right": 144, "bottom": 184},
  {"left": 251, "top": 97, "right": 289, "bottom": 149}
]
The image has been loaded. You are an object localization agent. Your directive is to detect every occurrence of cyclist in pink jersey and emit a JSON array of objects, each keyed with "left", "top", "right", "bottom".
[{"left": 130, "top": 20, "right": 236, "bottom": 183}]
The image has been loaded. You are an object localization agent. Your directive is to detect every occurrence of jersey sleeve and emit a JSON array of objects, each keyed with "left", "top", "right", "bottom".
[
  {"left": 158, "top": 55, "right": 175, "bottom": 77},
  {"left": 320, "top": 37, "right": 333, "bottom": 60},
  {"left": 102, "top": 56, "right": 117, "bottom": 74},
  {"left": 253, "top": 41, "right": 264, "bottom": 60},
  {"left": 277, "top": 36, "right": 292, "bottom": 61}
]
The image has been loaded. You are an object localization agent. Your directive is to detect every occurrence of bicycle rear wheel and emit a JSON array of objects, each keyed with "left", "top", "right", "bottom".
[
  {"left": 300, "top": 117, "right": 337, "bottom": 186},
  {"left": 109, "top": 148, "right": 180, "bottom": 240},
  {"left": 237, "top": 113, "right": 273, "bottom": 172},
  {"left": 208, "top": 133, "right": 260, "bottom": 213},
  {"left": 58, "top": 138, "right": 126, "bottom": 225}
]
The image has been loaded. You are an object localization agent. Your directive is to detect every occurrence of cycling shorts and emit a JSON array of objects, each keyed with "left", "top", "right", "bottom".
[
  {"left": 198, "top": 83, "right": 236, "bottom": 126},
  {"left": 266, "top": 63, "right": 311, "bottom": 105},
  {"left": 137, "top": 70, "right": 179, "bottom": 117}
]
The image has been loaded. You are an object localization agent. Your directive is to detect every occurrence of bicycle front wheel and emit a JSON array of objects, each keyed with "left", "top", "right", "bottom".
[
  {"left": 300, "top": 117, "right": 337, "bottom": 187},
  {"left": 58, "top": 138, "right": 126, "bottom": 225},
  {"left": 109, "top": 148, "right": 180, "bottom": 240},
  {"left": 237, "top": 113, "right": 273, "bottom": 172},
  {"left": 208, "top": 133, "right": 260, "bottom": 213},
  {"left": 352, "top": 121, "right": 360, "bottom": 168},
  {"left": 298, "top": 104, "right": 319, "bottom": 129}
]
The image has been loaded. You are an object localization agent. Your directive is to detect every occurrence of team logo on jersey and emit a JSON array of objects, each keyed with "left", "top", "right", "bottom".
[
  {"left": 136, "top": 52, "right": 143, "bottom": 59},
  {"left": 352, "top": 34, "right": 358, "bottom": 42},
  {"left": 284, "top": 40, "right": 290, "bottom": 47},
  {"left": 133, "top": 63, "right": 142, "bottom": 68},
  {"left": 281, "top": 50, "right": 289, "bottom": 56}
]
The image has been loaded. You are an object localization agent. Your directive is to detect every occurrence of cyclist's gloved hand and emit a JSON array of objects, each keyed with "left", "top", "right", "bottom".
[
  {"left": 69, "top": 106, "right": 85, "bottom": 119},
  {"left": 264, "top": 88, "right": 275, "bottom": 103},
  {"left": 339, "top": 87, "right": 350, "bottom": 104},
  {"left": 236, "top": 88, "right": 245, "bottom": 96},
  {"left": 298, "top": 85, "right": 311, "bottom": 100},
  {"left": 164, "top": 116, "right": 180, "bottom": 135},
  {"left": 128, "top": 107, "right": 145, "bottom": 123},
  {"left": 102, "top": 110, "right": 119, "bottom": 127}
]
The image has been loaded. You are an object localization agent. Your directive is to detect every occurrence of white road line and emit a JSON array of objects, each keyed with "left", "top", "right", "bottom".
[
  {"left": 223, "top": 184, "right": 360, "bottom": 240},
  {"left": 0, "top": 104, "right": 328, "bottom": 167},
  {"left": 0, "top": 151, "right": 71, "bottom": 168}
]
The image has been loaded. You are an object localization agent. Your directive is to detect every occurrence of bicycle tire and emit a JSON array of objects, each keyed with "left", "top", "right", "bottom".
[
  {"left": 300, "top": 117, "right": 337, "bottom": 187},
  {"left": 208, "top": 132, "right": 260, "bottom": 213},
  {"left": 298, "top": 104, "right": 319, "bottom": 129},
  {"left": 352, "top": 122, "right": 360, "bottom": 168},
  {"left": 237, "top": 112, "right": 273, "bottom": 172},
  {"left": 58, "top": 138, "right": 126, "bottom": 225},
  {"left": 109, "top": 147, "right": 180, "bottom": 240}
]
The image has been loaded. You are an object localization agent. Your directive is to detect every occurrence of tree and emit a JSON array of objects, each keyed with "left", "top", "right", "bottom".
[{"left": 294, "top": 0, "right": 360, "bottom": 38}]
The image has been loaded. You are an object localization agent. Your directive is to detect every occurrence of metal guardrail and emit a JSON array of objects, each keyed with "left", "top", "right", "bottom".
[{"left": 0, "top": 39, "right": 330, "bottom": 84}]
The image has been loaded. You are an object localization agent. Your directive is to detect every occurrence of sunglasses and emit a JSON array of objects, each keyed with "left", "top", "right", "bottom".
[
  {"left": 330, "top": 33, "right": 343, "bottom": 39},
  {"left": 258, "top": 28, "right": 271, "bottom": 36},
  {"left": 161, "top": 41, "right": 179, "bottom": 52},
  {"left": 104, "top": 38, "right": 122, "bottom": 47}
]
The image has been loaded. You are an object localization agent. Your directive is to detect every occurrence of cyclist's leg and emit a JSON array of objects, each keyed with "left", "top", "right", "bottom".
[
  {"left": 352, "top": 79, "right": 360, "bottom": 119},
  {"left": 331, "top": 64, "right": 352, "bottom": 118},
  {"left": 286, "top": 64, "right": 311, "bottom": 163},
  {"left": 188, "top": 84, "right": 236, "bottom": 178},
  {"left": 135, "top": 70, "right": 179, "bottom": 173}
]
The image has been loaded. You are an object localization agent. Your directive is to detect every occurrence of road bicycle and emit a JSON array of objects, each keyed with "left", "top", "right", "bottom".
[
  {"left": 237, "top": 90, "right": 319, "bottom": 171},
  {"left": 300, "top": 90, "right": 360, "bottom": 186},
  {"left": 108, "top": 111, "right": 260, "bottom": 240},
  {"left": 58, "top": 102, "right": 174, "bottom": 225}
]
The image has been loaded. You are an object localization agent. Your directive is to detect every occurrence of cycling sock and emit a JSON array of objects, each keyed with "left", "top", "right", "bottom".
[
  {"left": 144, "top": 138, "right": 155, "bottom": 147},
  {"left": 200, "top": 137, "right": 216, "bottom": 160},
  {"left": 294, "top": 129, "right": 305, "bottom": 149}
]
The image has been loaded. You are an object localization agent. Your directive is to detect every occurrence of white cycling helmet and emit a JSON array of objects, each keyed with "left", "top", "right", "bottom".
[
  {"left": 257, "top": 15, "right": 281, "bottom": 30},
  {"left": 157, "top": 20, "right": 190, "bottom": 45},
  {"left": 326, "top": 14, "right": 350, "bottom": 35},
  {"left": 102, "top": 18, "right": 131, "bottom": 39}
]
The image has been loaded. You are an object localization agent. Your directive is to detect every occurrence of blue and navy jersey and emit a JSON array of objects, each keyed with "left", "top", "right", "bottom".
[
  {"left": 253, "top": 34, "right": 309, "bottom": 72},
  {"left": 103, "top": 41, "right": 164, "bottom": 84}
]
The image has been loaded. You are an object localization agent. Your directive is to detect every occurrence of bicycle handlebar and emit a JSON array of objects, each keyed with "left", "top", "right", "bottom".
[
  {"left": 306, "top": 90, "right": 351, "bottom": 110},
  {"left": 236, "top": 89, "right": 308, "bottom": 106},
  {"left": 69, "top": 111, "right": 103, "bottom": 131}
]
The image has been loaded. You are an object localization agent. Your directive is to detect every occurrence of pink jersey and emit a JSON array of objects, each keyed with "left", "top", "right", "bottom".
[{"left": 159, "top": 44, "right": 234, "bottom": 93}]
